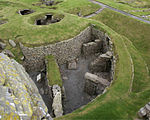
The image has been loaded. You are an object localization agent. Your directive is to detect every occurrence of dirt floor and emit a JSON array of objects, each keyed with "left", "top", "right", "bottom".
[{"left": 60, "top": 55, "right": 100, "bottom": 114}]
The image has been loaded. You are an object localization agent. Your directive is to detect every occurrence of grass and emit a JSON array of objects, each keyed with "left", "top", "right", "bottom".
[
  {"left": 96, "top": 0, "right": 150, "bottom": 20},
  {"left": 0, "top": 0, "right": 100, "bottom": 45},
  {"left": 45, "top": 55, "right": 62, "bottom": 87},
  {"left": 123, "top": 36, "right": 149, "bottom": 93}
]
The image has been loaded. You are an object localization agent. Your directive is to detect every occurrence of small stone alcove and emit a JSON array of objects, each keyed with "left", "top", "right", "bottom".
[
  {"left": 19, "top": 9, "right": 34, "bottom": 15},
  {"left": 35, "top": 14, "right": 64, "bottom": 25}
]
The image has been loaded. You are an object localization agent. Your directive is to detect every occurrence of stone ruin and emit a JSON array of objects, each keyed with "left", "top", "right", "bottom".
[
  {"left": 19, "top": 9, "right": 34, "bottom": 15},
  {"left": 35, "top": 14, "right": 63, "bottom": 25},
  {"left": 82, "top": 37, "right": 113, "bottom": 96},
  {"left": 138, "top": 102, "right": 150, "bottom": 119},
  {"left": 19, "top": 26, "right": 115, "bottom": 117}
]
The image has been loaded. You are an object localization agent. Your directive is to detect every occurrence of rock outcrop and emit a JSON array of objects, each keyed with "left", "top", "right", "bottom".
[{"left": 0, "top": 53, "right": 52, "bottom": 120}]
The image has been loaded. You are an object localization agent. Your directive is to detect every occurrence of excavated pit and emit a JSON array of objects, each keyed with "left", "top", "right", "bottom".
[
  {"left": 35, "top": 14, "right": 63, "bottom": 25},
  {"left": 60, "top": 55, "right": 98, "bottom": 114},
  {"left": 19, "top": 9, "right": 34, "bottom": 15},
  {"left": 22, "top": 27, "right": 115, "bottom": 117},
  {"left": 60, "top": 50, "right": 112, "bottom": 114}
]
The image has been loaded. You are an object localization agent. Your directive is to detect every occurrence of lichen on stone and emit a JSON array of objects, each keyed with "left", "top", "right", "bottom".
[{"left": 0, "top": 53, "right": 50, "bottom": 120}]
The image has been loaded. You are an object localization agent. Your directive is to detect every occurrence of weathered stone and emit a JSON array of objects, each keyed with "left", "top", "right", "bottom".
[
  {"left": 0, "top": 42, "right": 6, "bottom": 49},
  {"left": 95, "top": 39, "right": 103, "bottom": 48},
  {"left": 68, "top": 60, "right": 77, "bottom": 70},
  {"left": 40, "top": 88, "right": 44, "bottom": 95},
  {"left": 145, "top": 104, "right": 150, "bottom": 111},
  {"left": 85, "top": 72, "right": 110, "bottom": 86},
  {"left": 138, "top": 107, "right": 147, "bottom": 118},
  {"left": 62, "top": 76, "right": 68, "bottom": 80},
  {"left": 21, "top": 56, "right": 25, "bottom": 61},
  {"left": 37, "top": 73, "right": 41, "bottom": 82},
  {"left": 2, "top": 50, "right": 15, "bottom": 58},
  {"left": 84, "top": 78, "right": 105, "bottom": 95},
  {"left": 82, "top": 42, "right": 98, "bottom": 56},
  {"left": 0, "top": 53, "right": 51, "bottom": 119},
  {"left": 52, "top": 85, "right": 63, "bottom": 118},
  {"left": 44, "top": 88, "right": 49, "bottom": 95},
  {"left": 89, "top": 51, "right": 112, "bottom": 72},
  {"left": 0, "top": 64, "right": 5, "bottom": 85},
  {"left": 9, "top": 39, "right": 16, "bottom": 47}
]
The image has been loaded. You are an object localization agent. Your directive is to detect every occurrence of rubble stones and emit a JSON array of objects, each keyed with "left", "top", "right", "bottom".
[
  {"left": 138, "top": 107, "right": 147, "bottom": 118},
  {"left": 9, "top": 39, "right": 16, "bottom": 47},
  {"left": 138, "top": 103, "right": 150, "bottom": 119},
  {"left": 0, "top": 42, "right": 6, "bottom": 50},
  {"left": 37, "top": 73, "right": 42, "bottom": 82},
  {"left": 68, "top": 60, "right": 77, "bottom": 70},
  {"left": 82, "top": 39, "right": 103, "bottom": 56},
  {"left": 2, "top": 50, "right": 15, "bottom": 58},
  {"left": 89, "top": 51, "right": 112, "bottom": 72}
]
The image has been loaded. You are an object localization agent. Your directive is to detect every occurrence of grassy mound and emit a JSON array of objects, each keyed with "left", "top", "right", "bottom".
[
  {"left": 0, "top": 0, "right": 100, "bottom": 45},
  {"left": 45, "top": 55, "right": 62, "bottom": 87}
]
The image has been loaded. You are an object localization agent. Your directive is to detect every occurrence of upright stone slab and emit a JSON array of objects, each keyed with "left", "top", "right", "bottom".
[
  {"left": 0, "top": 42, "right": 6, "bottom": 50},
  {"left": 84, "top": 72, "right": 110, "bottom": 96},
  {"left": 9, "top": 39, "right": 16, "bottom": 47},
  {"left": 89, "top": 51, "right": 112, "bottom": 72},
  {"left": 52, "top": 85, "right": 63, "bottom": 118}
]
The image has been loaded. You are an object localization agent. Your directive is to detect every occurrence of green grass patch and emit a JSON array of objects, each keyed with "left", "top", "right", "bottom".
[
  {"left": 123, "top": 36, "right": 150, "bottom": 93},
  {"left": 96, "top": 0, "right": 150, "bottom": 18},
  {"left": 45, "top": 55, "right": 62, "bottom": 87}
]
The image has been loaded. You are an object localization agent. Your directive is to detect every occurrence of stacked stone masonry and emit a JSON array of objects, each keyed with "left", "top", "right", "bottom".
[{"left": 20, "top": 26, "right": 109, "bottom": 72}]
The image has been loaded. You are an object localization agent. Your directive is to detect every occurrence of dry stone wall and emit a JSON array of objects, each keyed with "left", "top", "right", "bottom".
[{"left": 20, "top": 26, "right": 110, "bottom": 72}]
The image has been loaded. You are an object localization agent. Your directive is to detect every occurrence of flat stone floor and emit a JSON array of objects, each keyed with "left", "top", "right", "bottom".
[{"left": 60, "top": 56, "right": 97, "bottom": 114}]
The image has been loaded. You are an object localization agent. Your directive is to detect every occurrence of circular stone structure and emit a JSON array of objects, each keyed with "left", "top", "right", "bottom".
[{"left": 35, "top": 13, "right": 64, "bottom": 25}]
